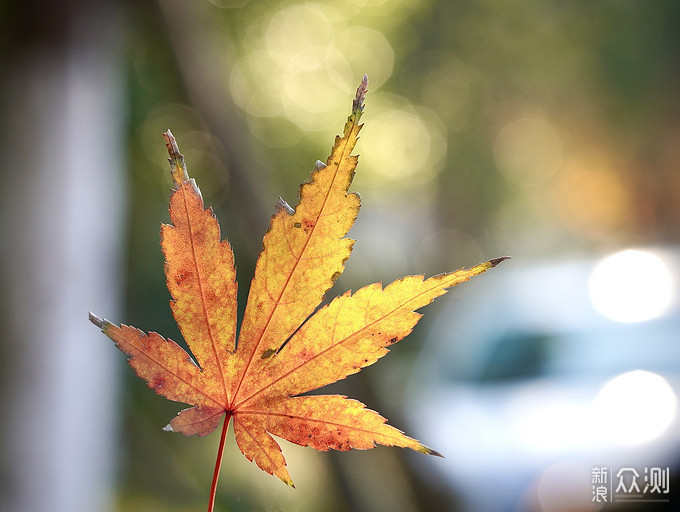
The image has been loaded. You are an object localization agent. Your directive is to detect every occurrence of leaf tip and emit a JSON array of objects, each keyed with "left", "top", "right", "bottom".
[
  {"left": 163, "top": 129, "right": 189, "bottom": 185},
  {"left": 428, "top": 448, "right": 445, "bottom": 458},
  {"left": 489, "top": 256, "right": 511, "bottom": 268},
  {"left": 352, "top": 74, "right": 369, "bottom": 113},
  {"left": 88, "top": 311, "right": 107, "bottom": 330},
  {"left": 162, "top": 423, "right": 174, "bottom": 432},
  {"left": 418, "top": 444, "right": 444, "bottom": 458},
  {"left": 276, "top": 197, "right": 295, "bottom": 215}
]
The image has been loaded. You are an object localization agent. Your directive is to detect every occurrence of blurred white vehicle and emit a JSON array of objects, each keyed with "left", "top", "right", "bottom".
[{"left": 406, "top": 248, "right": 680, "bottom": 511}]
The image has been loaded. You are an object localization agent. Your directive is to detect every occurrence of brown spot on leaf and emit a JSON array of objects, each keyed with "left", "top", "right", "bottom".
[
  {"left": 175, "top": 269, "right": 193, "bottom": 286},
  {"left": 261, "top": 348, "right": 276, "bottom": 359}
]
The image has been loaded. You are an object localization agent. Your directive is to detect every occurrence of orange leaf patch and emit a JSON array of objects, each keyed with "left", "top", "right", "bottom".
[{"left": 90, "top": 76, "right": 507, "bottom": 505}]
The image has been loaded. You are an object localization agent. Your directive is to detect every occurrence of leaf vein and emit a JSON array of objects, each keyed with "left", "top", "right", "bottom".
[{"left": 180, "top": 186, "right": 230, "bottom": 403}]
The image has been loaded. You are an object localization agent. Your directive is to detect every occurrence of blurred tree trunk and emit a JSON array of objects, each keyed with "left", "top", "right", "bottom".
[{"left": 0, "top": 1, "right": 125, "bottom": 511}]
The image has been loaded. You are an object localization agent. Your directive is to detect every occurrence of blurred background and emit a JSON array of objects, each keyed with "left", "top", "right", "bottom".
[{"left": 1, "top": 0, "right": 680, "bottom": 511}]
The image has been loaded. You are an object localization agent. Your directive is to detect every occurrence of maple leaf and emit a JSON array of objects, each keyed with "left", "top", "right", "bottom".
[{"left": 89, "top": 75, "right": 507, "bottom": 509}]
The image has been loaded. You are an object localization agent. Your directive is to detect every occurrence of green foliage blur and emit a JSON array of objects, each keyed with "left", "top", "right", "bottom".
[{"left": 23, "top": 0, "right": 680, "bottom": 510}]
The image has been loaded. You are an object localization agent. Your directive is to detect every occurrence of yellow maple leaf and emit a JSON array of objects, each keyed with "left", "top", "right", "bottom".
[{"left": 90, "top": 75, "right": 507, "bottom": 509}]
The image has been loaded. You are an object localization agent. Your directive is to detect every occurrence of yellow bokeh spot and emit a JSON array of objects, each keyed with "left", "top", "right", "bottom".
[
  {"left": 333, "top": 26, "right": 394, "bottom": 89},
  {"left": 265, "top": 3, "right": 340, "bottom": 54},
  {"left": 360, "top": 94, "right": 447, "bottom": 185},
  {"left": 228, "top": 2, "right": 396, "bottom": 132},
  {"left": 230, "top": 50, "right": 286, "bottom": 117}
]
